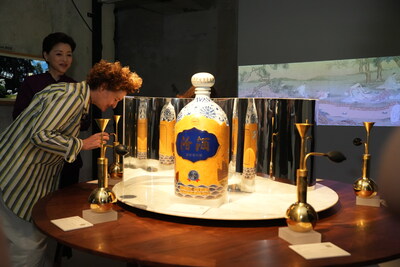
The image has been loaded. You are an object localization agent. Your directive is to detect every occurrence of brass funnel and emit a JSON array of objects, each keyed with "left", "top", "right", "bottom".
[
  {"left": 295, "top": 122, "right": 312, "bottom": 139},
  {"left": 364, "top": 122, "right": 374, "bottom": 154},
  {"left": 353, "top": 122, "right": 378, "bottom": 198},
  {"left": 364, "top": 121, "right": 374, "bottom": 133},
  {"left": 295, "top": 122, "right": 312, "bottom": 170},
  {"left": 95, "top": 118, "right": 110, "bottom": 158},
  {"left": 96, "top": 118, "right": 110, "bottom": 132}
]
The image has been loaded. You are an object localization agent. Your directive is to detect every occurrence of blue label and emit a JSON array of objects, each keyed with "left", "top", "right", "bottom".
[{"left": 176, "top": 128, "right": 219, "bottom": 163}]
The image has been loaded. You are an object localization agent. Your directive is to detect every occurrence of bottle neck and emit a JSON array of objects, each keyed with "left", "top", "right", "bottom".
[{"left": 195, "top": 87, "right": 211, "bottom": 97}]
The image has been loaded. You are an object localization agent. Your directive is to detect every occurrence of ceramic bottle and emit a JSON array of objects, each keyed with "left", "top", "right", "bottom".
[{"left": 174, "top": 72, "right": 230, "bottom": 205}]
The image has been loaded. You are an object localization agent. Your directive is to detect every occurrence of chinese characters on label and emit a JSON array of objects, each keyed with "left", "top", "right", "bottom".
[{"left": 176, "top": 128, "right": 219, "bottom": 163}]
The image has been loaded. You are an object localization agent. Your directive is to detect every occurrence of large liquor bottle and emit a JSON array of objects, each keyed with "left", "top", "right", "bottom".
[{"left": 174, "top": 73, "right": 230, "bottom": 205}]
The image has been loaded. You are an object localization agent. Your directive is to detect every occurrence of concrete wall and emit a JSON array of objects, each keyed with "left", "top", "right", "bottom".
[
  {"left": 114, "top": 0, "right": 237, "bottom": 98},
  {"left": 0, "top": 0, "right": 115, "bottom": 181}
]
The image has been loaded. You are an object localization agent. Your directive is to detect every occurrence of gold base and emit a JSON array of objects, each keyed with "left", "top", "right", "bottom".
[
  {"left": 89, "top": 203, "right": 115, "bottom": 213},
  {"left": 88, "top": 187, "right": 117, "bottom": 213},
  {"left": 109, "top": 162, "right": 123, "bottom": 179},
  {"left": 353, "top": 177, "right": 378, "bottom": 198},
  {"left": 286, "top": 202, "right": 318, "bottom": 232}
]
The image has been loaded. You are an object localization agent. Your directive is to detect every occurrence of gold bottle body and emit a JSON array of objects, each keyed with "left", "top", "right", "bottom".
[{"left": 175, "top": 115, "right": 229, "bottom": 200}]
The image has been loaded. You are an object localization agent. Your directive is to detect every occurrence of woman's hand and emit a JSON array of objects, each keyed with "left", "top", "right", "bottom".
[{"left": 81, "top": 132, "right": 110, "bottom": 150}]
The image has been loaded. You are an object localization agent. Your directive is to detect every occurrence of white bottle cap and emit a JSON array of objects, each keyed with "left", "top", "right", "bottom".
[{"left": 191, "top": 72, "right": 215, "bottom": 88}]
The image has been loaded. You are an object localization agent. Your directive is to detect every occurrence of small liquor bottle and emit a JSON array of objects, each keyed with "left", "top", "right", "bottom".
[
  {"left": 174, "top": 73, "right": 230, "bottom": 206},
  {"left": 241, "top": 98, "right": 258, "bottom": 192},
  {"left": 137, "top": 98, "right": 148, "bottom": 160},
  {"left": 231, "top": 98, "right": 239, "bottom": 167},
  {"left": 159, "top": 98, "right": 176, "bottom": 166}
]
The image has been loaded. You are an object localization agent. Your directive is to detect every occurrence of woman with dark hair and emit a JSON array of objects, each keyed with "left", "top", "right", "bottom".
[
  {"left": 12, "top": 32, "right": 86, "bottom": 190},
  {"left": 12, "top": 32, "right": 82, "bottom": 261},
  {"left": 0, "top": 60, "right": 142, "bottom": 267},
  {"left": 13, "top": 32, "right": 77, "bottom": 118}
]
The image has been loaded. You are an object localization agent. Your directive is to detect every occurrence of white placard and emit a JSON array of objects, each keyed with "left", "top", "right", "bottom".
[
  {"left": 51, "top": 216, "right": 93, "bottom": 231},
  {"left": 289, "top": 242, "right": 351, "bottom": 260}
]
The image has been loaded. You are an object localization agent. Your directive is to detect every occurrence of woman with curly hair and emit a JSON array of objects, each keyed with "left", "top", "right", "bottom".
[{"left": 0, "top": 59, "right": 142, "bottom": 267}]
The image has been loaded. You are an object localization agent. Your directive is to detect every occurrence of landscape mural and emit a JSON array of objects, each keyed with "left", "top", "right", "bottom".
[{"left": 239, "top": 56, "right": 400, "bottom": 126}]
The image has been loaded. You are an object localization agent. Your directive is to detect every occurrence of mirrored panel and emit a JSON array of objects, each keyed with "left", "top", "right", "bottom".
[{"left": 122, "top": 97, "right": 316, "bottom": 185}]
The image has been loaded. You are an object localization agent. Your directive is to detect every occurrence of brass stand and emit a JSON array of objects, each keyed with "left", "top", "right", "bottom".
[
  {"left": 109, "top": 115, "right": 124, "bottom": 179},
  {"left": 269, "top": 117, "right": 278, "bottom": 179},
  {"left": 88, "top": 119, "right": 116, "bottom": 213},
  {"left": 353, "top": 122, "right": 378, "bottom": 198},
  {"left": 286, "top": 122, "right": 346, "bottom": 232}
]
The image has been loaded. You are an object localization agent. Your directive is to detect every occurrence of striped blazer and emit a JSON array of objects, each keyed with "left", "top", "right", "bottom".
[{"left": 0, "top": 81, "right": 90, "bottom": 221}]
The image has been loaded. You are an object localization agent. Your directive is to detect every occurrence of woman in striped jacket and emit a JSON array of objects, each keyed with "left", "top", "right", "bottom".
[{"left": 0, "top": 59, "right": 142, "bottom": 267}]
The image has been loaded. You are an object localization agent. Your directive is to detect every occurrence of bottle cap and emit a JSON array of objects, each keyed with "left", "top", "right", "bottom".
[{"left": 191, "top": 72, "right": 215, "bottom": 88}]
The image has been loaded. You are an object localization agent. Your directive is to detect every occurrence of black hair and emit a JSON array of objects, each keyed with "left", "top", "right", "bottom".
[{"left": 42, "top": 32, "right": 76, "bottom": 56}]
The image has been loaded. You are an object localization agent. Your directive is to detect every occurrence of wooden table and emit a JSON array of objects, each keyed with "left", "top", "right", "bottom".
[{"left": 32, "top": 180, "right": 400, "bottom": 267}]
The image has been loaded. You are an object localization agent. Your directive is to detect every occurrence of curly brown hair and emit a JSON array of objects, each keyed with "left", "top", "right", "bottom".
[{"left": 86, "top": 60, "right": 142, "bottom": 94}]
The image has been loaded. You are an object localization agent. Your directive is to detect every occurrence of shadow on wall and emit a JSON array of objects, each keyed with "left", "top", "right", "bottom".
[{"left": 314, "top": 125, "right": 396, "bottom": 184}]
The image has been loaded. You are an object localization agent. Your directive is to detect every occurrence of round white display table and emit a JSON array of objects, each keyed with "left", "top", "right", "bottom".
[{"left": 113, "top": 166, "right": 338, "bottom": 220}]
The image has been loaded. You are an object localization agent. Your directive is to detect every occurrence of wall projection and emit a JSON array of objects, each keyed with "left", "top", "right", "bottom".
[{"left": 238, "top": 56, "right": 400, "bottom": 126}]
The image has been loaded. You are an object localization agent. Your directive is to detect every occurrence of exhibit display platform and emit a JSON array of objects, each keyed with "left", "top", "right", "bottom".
[{"left": 114, "top": 166, "right": 338, "bottom": 221}]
